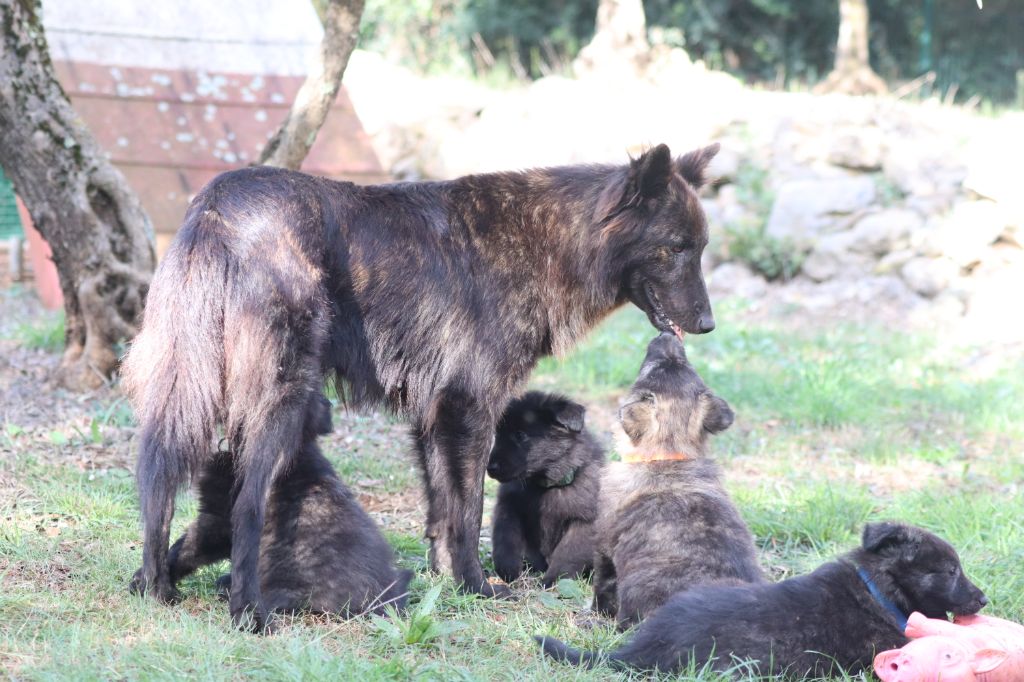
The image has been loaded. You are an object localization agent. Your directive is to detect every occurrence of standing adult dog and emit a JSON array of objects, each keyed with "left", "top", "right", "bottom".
[{"left": 122, "top": 142, "right": 720, "bottom": 630}]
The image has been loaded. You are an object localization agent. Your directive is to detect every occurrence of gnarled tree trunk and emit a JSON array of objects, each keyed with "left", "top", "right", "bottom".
[
  {"left": 0, "top": 0, "right": 155, "bottom": 390},
  {"left": 258, "top": 0, "right": 366, "bottom": 169},
  {"left": 816, "top": 0, "right": 887, "bottom": 95},
  {"left": 574, "top": 0, "right": 650, "bottom": 79}
]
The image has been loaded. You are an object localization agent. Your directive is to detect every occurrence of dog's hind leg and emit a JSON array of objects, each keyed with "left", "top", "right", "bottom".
[
  {"left": 415, "top": 386, "right": 511, "bottom": 598},
  {"left": 542, "top": 523, "right": 594, "bottom": 587},
  {"left": 592, "top": 551, "right": 618, "bottom": 618},
  {"left": 129, "top": 430, "right": 189, "bottom": 603}
]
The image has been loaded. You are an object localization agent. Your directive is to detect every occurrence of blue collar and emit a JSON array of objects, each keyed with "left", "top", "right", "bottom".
[{"left": 857, "top": 566, "right": 909, "bottom": 632}]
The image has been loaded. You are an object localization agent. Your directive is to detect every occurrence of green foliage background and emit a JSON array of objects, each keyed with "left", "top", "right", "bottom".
[{"left": 350, "top": 0, "right": 1024, "bottom": 104}]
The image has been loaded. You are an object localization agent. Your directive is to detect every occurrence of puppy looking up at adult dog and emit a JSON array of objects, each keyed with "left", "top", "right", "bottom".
[
  {"left": 592, "top": 332, "right": 763, "bottom": 629},
  {"left": 487, "top": 392, "right": 605, "bottom": 587},
  {"left": 540, "top": 522, "right": 989, "bottom": 677}
]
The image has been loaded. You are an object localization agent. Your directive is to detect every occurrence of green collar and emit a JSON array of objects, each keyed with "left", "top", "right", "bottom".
[{"left": 538, "top": 467, "right": 577, "bottom": 488}]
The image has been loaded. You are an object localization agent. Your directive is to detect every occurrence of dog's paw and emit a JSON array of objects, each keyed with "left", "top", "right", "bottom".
[
  {"left": 128, "top": 568, "right": 181, "bottom": 604},
  {"left": 478, "top": 578, "right": 516, "bottom": 601},
  {"left": 231, "top": 602, "right": 276, "bottom": 635},
  {"left": 214, "top": 573, "right": 232, "bottom": 601}
]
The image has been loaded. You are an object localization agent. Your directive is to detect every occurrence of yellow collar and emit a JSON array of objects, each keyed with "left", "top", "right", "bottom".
[{"left": 620, "top": 451, "right": 697, "bottom": 463}]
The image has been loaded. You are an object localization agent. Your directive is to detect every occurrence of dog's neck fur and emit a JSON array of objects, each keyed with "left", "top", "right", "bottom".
[
  {"left": 448, "top": 164, "right": 656, "bottom": 358},
  {"left": 844, "top": 550, "right": 915, "bottom": 624},
  {"left": 620, "top": 450, "right": 699, "bottom": 463}
]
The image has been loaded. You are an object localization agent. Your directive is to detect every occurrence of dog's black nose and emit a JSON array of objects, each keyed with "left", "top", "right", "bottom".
[
  {"left": 486, "top": 464, "right": 499, "bottom": 477},
  {"left": 979, "top": 594, "right": 989, "bottom": 606},
  {"left": 697, "top": 313, "right": 715, "bottom": 333}
]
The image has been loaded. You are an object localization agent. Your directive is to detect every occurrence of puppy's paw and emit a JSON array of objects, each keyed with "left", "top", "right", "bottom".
[
  {"left": 478, "top": 577, "right": 516, "bottom": 601},
  {"left": 128, "top": 568, "right": 181, "bottom": 604},
  {"left": 214, "top": 573, "right": 232, "bottom": 601}
]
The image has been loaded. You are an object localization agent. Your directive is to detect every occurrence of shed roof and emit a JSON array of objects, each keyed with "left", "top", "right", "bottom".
[{"left": 41, "top": 0, "right": 387, "bottom": 250}]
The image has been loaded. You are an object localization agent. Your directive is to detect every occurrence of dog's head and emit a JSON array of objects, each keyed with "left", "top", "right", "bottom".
[
  {"left": 601, "top": 143, "right": 719, "bottom": 337},
  {"left": 487, "top": 391, "right": 587, "bottom": 484},
  {"left": 618, "top": 333, "right": 733, "bottom": 456},
  {"left": 860, "top": 522, "right": 988, "bottom": 619}
]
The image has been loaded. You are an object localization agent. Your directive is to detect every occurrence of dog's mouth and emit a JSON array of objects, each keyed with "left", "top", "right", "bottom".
[{"left": 643, "top": 283, "right": 686, "bottom": 341}]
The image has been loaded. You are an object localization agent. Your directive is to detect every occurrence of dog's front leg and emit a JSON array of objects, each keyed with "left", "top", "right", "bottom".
[{"left": 415, "top": 388, "right": 511, "bottom": 598}]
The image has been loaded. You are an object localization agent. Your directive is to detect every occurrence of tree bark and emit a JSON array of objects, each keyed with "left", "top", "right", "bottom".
[
  {"left": 0, "top": 0, "right": 155, "bottom": 390},
  {"left": 816, "top": 0, "right": 887, "bottom": 95},
  {"left": 574, "top": 0, "right": 650, "bottom": 79},
  {"left": 257, "top": 0, "right": 366, "bottom": 169}
]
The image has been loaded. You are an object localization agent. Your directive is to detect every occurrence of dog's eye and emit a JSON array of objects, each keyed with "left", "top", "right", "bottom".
[
  {"left": 948, "top": 566, "right": 958, "bottom": 577},
  {"left": 513, "top": 431, "right": 529, "bottom": 445},
  {"left": 670, "top": 244, "right": 687, "bottom": 254}
]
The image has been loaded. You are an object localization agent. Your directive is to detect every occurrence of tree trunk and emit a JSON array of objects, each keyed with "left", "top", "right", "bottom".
[
  {"left": 574, "top": 0, "right": 650, "bottom": 79},
  {"left": 257, "top": 0, "right": 366, "bottom": 170},
  {"left": 0, "top": 0, "right": 155, "bottom": 390},
  {"left": 815, "top": 0, "right": 887, "bottom": 95}
]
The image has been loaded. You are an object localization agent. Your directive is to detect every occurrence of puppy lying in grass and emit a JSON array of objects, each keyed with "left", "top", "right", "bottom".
[
  {"left": 592, "top": 332, "right": 763, "bottom": 628},
  {"left": 486, "top": 392, "right": 605, "bottom": 587},
  {"left": 132, "top": 394, "right": 412, "bottom": 620},
  {"left": 539, "top": 521, "right": 989, "bottom": 677}
]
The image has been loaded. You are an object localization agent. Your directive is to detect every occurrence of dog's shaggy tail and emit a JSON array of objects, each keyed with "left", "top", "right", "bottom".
[
  {"left": 534, "top": 635, "right": 600, "bottom": 668},
  {"left": 122, "top": 201, "right": 231, "bottom": 504}
]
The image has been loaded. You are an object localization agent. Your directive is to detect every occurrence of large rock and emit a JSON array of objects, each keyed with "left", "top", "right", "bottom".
[
  {"left": 765, "top": 176, "right": 877, "bottom": 250},
  {"left": 708, "top": 262, "right": 768, "bottom": 298},
  {"left": 847, "top": 208, "right": 923, "bottom": 255},
  {"left": 883, "top": 139, "right": 967, "bottom": 198},
  {"left": 827, "top": 125, "right": 885, "bottom": 171},
  {"left": 910, "top": 200, "right": 1009, "bottom": 267},
  {"left": 900, "top": 256, "right": 959, "bottom": 297},
  {"left": 802, "top": 231, "right": 874, "bottom": 282}
]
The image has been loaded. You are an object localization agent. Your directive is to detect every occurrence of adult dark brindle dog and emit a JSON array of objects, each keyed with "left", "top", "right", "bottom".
[{"left": 122, "top": 142, "right": 720, "bottom": 631}]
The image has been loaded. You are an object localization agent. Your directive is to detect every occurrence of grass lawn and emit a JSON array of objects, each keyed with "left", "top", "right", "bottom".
[{"left": 2, "top": 297, "right": 1022, "bottom": 680}]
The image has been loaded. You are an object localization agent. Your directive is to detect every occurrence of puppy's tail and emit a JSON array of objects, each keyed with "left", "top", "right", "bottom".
[{"left": 534, "top": 635, "right": 600, "bottom": 669}]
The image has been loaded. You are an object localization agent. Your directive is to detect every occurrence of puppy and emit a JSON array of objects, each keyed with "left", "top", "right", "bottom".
[
  {"left": 487, "top": 392, "right": 605, "bottom": 587},
  {"left": 593, "top": 332, "right": 763, "bottom": 628},
  {"left": 539, "top": 522, "right": 989, "bottom": 677},
  {"left": 134, "top": 394, "right": 412, "bottom": 617}
]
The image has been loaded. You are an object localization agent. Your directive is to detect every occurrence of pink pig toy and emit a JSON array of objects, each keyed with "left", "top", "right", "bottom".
[{"left": 874, "top": 611, "right": 1024, "bottom": 681}]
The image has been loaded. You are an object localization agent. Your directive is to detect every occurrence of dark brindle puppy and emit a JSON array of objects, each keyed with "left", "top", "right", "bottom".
[
  {"left": 487, "top": 392, "right": 605, "bottom": 587},
  {"left": 540, "top": 522, "right": 989, "bottom": 677},
  {"left": 122, "top": 142, "right": 721, "bottom": 630},
  {"left": 133, "top": 394, "right": 412, "bottom": 618},
  {"left": 593, "top": 332, "right": 763, "bottom": 629}
]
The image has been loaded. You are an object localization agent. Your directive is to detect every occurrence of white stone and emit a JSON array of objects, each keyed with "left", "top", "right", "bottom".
[
  {"left": 709, "top": 262, "right": 768, "bottom": 299},
  {"left": 900, "top": 256, "right": 959, "bottom": 297},
  {"left": 827, "top": 126, "right": 885, "bottom": 171},
  {"left": 913, "top": 200, "right": 1009, "bottom": 267},
  {"left": 802, "top": 231, "right": 873, "bottom": 282},
  {"left": 765, "top": 176, "right": 877, "bottom": 250},
  {"left": 847, "top": 208, "right": 923, "bottom": 255},
  {"left": 875, "top": 248, "right": 916, "bottom": 275}
]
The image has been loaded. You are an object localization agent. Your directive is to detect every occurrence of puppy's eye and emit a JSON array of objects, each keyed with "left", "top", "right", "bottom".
[
  {"left": 948, "top": 566, "right": 958, "bottom": 577},
  {"left": 670, "top": 244, "right": 687, "bottom": 254},
  {"left": 513, "top": 431, "right": 529, "bottom": 445}
]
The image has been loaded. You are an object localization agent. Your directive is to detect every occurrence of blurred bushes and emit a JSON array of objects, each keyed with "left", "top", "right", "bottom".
[{"left": 353, "top": 0, "right": 1023, "bottom": 104}]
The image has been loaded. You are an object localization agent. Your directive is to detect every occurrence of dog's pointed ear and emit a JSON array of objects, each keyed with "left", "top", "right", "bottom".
[
  {"left": 863, "top": 522, "right": 920, "bottom": 559},
  {"left": 677, "top": 143, "right": 720, "bottom": 188},
  {"left": 702, "top": 393, "right": 734, "bottom": 434},
  {"left": 620, "top": 390, "right": 656, "bottom": 445},
  {"left": 629, "top": 144, "right": 673, "bottom": 201},
  {"left": 552, "top": 399, "right": 586, "bottom": 433}
]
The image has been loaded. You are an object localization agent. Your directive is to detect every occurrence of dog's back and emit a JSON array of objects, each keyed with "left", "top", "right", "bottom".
[{"left": 594, "top": 333, "right": 762, "bottom": 627}]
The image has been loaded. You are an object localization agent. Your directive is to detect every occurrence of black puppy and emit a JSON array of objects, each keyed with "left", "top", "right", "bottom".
[
  {"left": 134, "top": 395, "right": 412, "bottom": 618},
  {"left": 539, "top": 522, "right": 988, "bottom": 677},
  {"left": 487, "top": 392, "right": 605, "bottom": 587}
]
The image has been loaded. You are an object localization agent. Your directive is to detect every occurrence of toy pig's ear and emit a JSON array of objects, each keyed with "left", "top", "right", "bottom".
[
  {"left": 973, "top": 648, "right": 1008, "bottom": 674},
  {"left": 872, "top": 649, "right": 901, "bottom": 680}
]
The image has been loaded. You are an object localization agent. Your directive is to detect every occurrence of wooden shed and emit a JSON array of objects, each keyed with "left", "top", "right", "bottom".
[{"left": 36, "top": 0, "right": 387, "bottom": 257}]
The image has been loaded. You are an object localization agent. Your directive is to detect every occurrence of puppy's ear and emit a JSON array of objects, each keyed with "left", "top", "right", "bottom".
[
  {"left": 620, "top": 390, "right": 656, "bottom": 445},
  {"left": 552, "top": 400, "right": 585, "bottom": 434},
  {"left": 702, "top": 394, "right": 734, "bottom": 434},
  {"left": 628, "top": 144, "right": 673, "bottom": 201},
  {"left": 677, "top": 143, "right": 720, "bottom": 188},
  {"left": 862, "top": 522, "right": 920, "bottom": 559}
]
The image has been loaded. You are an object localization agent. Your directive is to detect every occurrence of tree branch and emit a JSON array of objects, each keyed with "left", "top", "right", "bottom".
[{"left": 257, "top": 0, "right": 366, "bottom": 170}]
